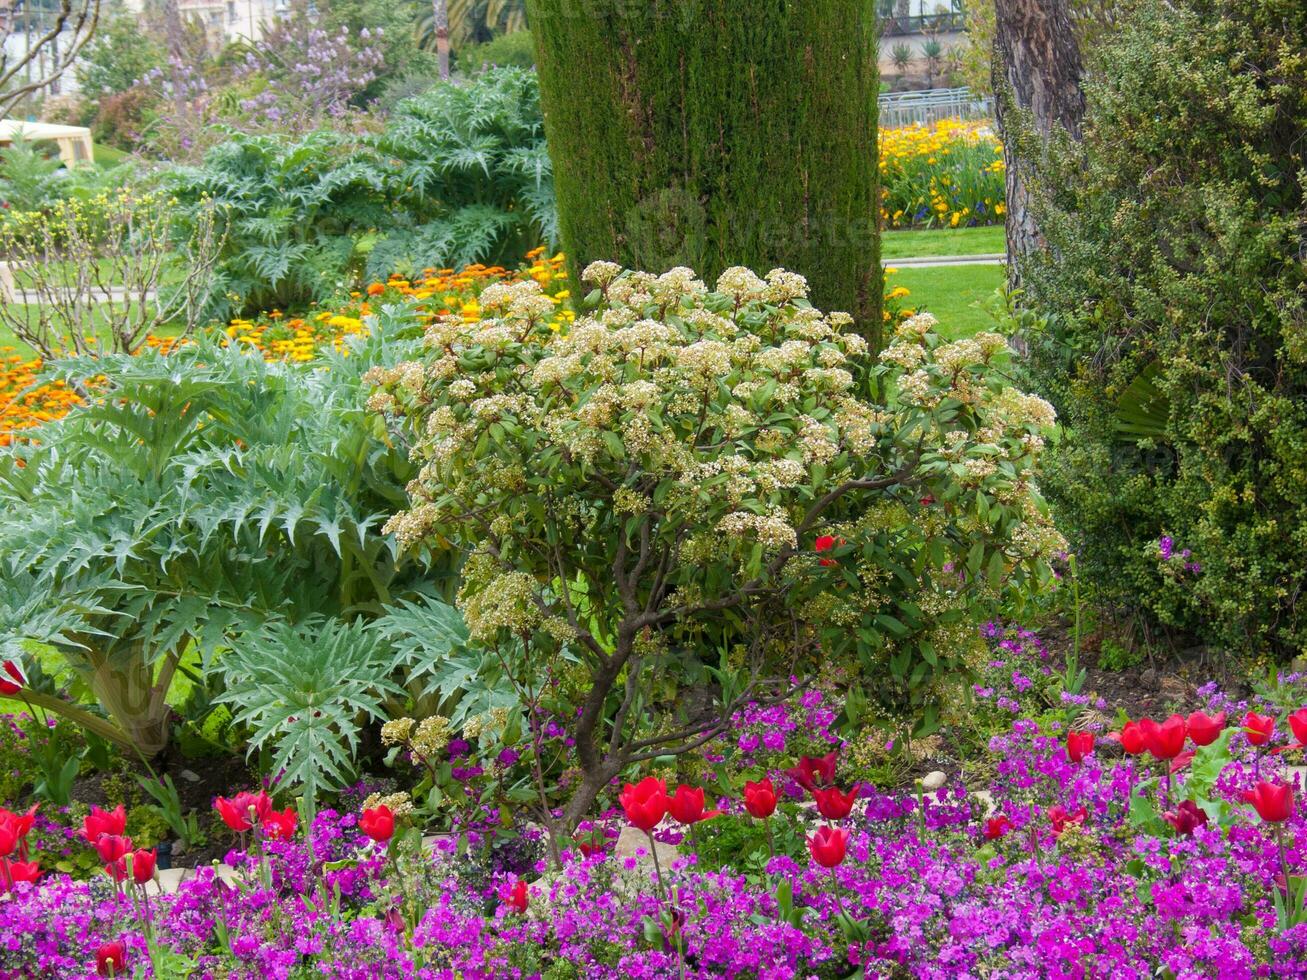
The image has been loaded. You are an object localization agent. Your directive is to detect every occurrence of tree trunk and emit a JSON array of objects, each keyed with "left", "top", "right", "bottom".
[
  {"left": 526, "top": 0, "right": 883, "bottom": 348},
  {"left": 161, "top": 0, "right": 188, "bottom": 119},
  {"left": 992, "top": 0, "right": 1085, "bottom": 284},
  {"left": 431, "top": 0, "right": 449, "bottom": 80}
]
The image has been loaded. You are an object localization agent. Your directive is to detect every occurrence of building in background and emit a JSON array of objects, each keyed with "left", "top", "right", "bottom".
[
  {"left": 176, "top": 0, "right": 290, "bottom": 46},
  {"left": 878, "top": 0, "right": 967, "bottom": 90}
]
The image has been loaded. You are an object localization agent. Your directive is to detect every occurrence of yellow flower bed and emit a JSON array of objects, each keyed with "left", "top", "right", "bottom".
[
  {"left": 879, "top": 119, "right": 1006, "bottom": 230},
  {"left": 0, "top": 249, "right": 570, "bottom": 438}
]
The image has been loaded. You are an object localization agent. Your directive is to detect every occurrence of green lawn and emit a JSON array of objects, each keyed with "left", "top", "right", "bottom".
[
  {"left": 881, "top": 226, "right": 1006, "bottom": 259},
  {"left": 94, "top": 143, "right": 131, "bottom": 168},
  {"left": 892, "top": 264, "right": 1006, "bottom": 339}
]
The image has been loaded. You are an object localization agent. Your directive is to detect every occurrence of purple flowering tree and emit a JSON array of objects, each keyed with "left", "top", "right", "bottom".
[{"left": 233, "top": 4, "right": 385, "bottom": 129}]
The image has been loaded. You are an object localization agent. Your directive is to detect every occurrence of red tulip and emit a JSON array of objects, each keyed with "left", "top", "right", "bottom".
[
  {"left": 807, "top": 825, "right": 849, "bottom": 868},
  {"left": 1139, "top": 714, "right": 1187, "bottom": 760},
  {"left": 0, "top": 824, "right": 14, "bottom": 859},
  {"left": 1116, "top": 720, "right": 1146, "bottom": 756},
  {"left": 0, "top": 858, "right": 40, "bottom": 889},
  {"left": 262, "top": 807, "right": 298, "bottom": 841},
  {"left": 1048, "top": 805, "right": 1087, "bottom": 835},
  {"left": 667, "top": 785, "right": 721, "bottom": 825},
  {"left": 82, "top": 804, "right": 127, "bottom": 843},
  {"left": 742, "top": 779, "right": 777, "bottom": 819},
  {"left": 1246, "top": 781, "right": 1294, "bottom": 823},
  {"left": 359, "top": 804, "right": 396, "bottom": 843},
  {"left": 3, "top": 805, "right": 36, "bottom": 842},
  {"left": 1162, "top": 800, "right": 1208, "bottom": 835},
  {"left": 1065, "top": 731, "right": 1094, "bottom": 764},
  {"left": 813, "top": 785, "right": 859, "bottom": 821},
  {"left": 983, "top": 815, "right": 1013, "bottom": 840},
  {"left": 1243, "top": 711, "right": 1275, "bottom": 747},
  {"left": 0, "top": 659, "right": 24, "bottom": 696},
  {"left": 93, "top": 834, "right": 132, "bottom": 864},
  {"left": 95, "top": 941, "right": 127, "bottom": 977},
  {"left": 213, "top": 791, "right": 272, "bottom": 833},
  {"left": 130, "top": 848, "right": 156, "bottom": 885},
  {"left": 1186, "top": 710, "right": 1226, "bottom": 748},
  {"left": 618, "top": 777, "right": 668, "bottom": 832},
  {"left": 504, "top": 878, "right": 528, "bottom": 914},
  {"left": 1282, "top": 708, "right": 1307, "bottom": 753},
  {"left": 786, "top": 752, "right": 839, "bottom": 793},
  {"left": 576, "top": 839, "right": 606, "bottom": 858},
  {"left": 814, "top": 535, "right": 845, "bottom": 567}
]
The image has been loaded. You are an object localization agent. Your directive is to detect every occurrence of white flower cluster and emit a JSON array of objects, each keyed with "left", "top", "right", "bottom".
[{"left": 367, "top": 260, "right": 1065, "bottom": 656}]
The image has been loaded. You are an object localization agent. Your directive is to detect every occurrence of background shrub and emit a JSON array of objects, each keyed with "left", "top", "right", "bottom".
[
  {"left": 367, "top": 66, "right": 556, "bottom": 279},
  {"left": 169, "top": 69, "right": 557, "bottom": 320},
  {"left": 1017, "top": 0, "right": 1307, "bottom": 656},
  {"left": 457, "top": 30, "right": 536, "bottom": 72}
]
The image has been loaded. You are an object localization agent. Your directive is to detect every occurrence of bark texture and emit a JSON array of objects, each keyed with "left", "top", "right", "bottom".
[
  {"left": 992, "top": 0, "right": 1085, "bottom": 280},
  {"left": 526, "top": 0, "right": 883, "bottom": 347}
]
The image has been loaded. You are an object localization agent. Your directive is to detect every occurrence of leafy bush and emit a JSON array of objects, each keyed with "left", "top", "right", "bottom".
[
  {"left": 0, "top": 309, "right": 434, "bottom": 756},
  {"left": 370, "top": 263, "right": 1062, "bottom": 833},
  {"left": 458, "top": 30, "right": 536, "bottom": 72},
  {"left": 217, "top": 617, "right": 404, "bottom": 804},
  {"left": 366, "top": 66, "right": 556, "bottom": 279},
  {"left": 1016, "top": 0, "right": 1307, "bottom": 656},
  {"left": 169, "top": 69, "right": 557, "bottom": 319},
  {"left": 167, "top": 130, "right": 392, "bottom": 321}
]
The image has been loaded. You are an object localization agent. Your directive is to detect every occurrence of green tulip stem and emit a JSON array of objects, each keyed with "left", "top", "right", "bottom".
[
  {"left": 645, "top": 829, "right": 669, "bottom": 907},
  {"left": 827, "top": 865, "right": 856, "bottom": 934}
]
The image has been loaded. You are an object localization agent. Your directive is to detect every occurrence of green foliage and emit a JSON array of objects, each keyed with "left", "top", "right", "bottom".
[
  {"left": 1097, "top": 638, "right": 1143, "bottom": 672},
  {"left": 378, "top": 596, "right": 519, "bottom": 724},
  {"left": 0, "top": 138, "right": 69, "bottom": 212},
  {"left": 368, "top": 67, "right": 556, "bottom": 279},
  {"left": 1016, "top": 0, "right": 1307, "bottom": 656},
  {"left": 527, "top": 0, "right": 883, "bottom": 344},
  {"left": 76, "top": 10, "right": 166, "bottom": 99},
  {"left": 372, "top": 263, "right": 1060, "bottom": 827},
  {"left": 218, "top": 617, "right": 404, "bottom": 802},
  {"left": 457, "top": 30, "right": 536, "bottom": 72},
  {"left": 168, "top": 69, "right": 557, "bottom": 319},
  {"left": 167, "top": 130, "right": 391, "bottom": 321},
  {"left": 135, "top": 773, "right": 206, "bottom": 848},
  {"left": 0, "top": 309, "right": 434, "bottom": 755},
  {"left": 694, "top": 809, "right": 808, "bottom": 880}
]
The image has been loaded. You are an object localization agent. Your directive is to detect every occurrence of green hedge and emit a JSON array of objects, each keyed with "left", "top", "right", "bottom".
[{"left": 1019, "top": 0, "right": 1307, "bottom": 656}]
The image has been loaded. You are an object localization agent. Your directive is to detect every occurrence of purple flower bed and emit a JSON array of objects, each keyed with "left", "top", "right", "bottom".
[{"left": 4, "top": 631, "right": 1307, "bottom": 978}]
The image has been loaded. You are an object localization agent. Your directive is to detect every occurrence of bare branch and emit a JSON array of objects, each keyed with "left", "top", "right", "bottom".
[{"left": 0, "top": 1, "right": 102, "bottom": 117}]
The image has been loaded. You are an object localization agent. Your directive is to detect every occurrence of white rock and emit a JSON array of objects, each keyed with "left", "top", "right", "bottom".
[
  {"left": 920, "top": 770, "right": 947, "bottom": 792},
  {"left": 613, "top": 825, "right": 679, "bottom": 868}
]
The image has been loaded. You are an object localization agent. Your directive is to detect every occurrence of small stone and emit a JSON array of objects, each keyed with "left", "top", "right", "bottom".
[
  {"left": 154, "top": 868, "right": 187, "bottom": 894},
  {"left": 179, "top": 769, "right": 201, "bottom": 783},
  {"left": 920, "top": 770, "right": 947, "bottom": 792},
  {"left": 613, "top": 825, "right": 678, "bottom": 867}
]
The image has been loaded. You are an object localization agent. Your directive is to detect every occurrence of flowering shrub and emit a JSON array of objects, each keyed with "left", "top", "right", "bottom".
[
  {"left": 878, "top": 120, "right": 1006, "bottom": 230},
  {"left": 369, "top": 261, "right": 1062, "bottom": 837}
]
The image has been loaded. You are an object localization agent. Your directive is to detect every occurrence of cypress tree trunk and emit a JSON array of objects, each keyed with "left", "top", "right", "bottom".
[
  {"left": 526, "top": 0, "right": 883, "bottom": 347},
  {"left": 992, "top": 0, "right": 1085, "bottom": 284}
]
